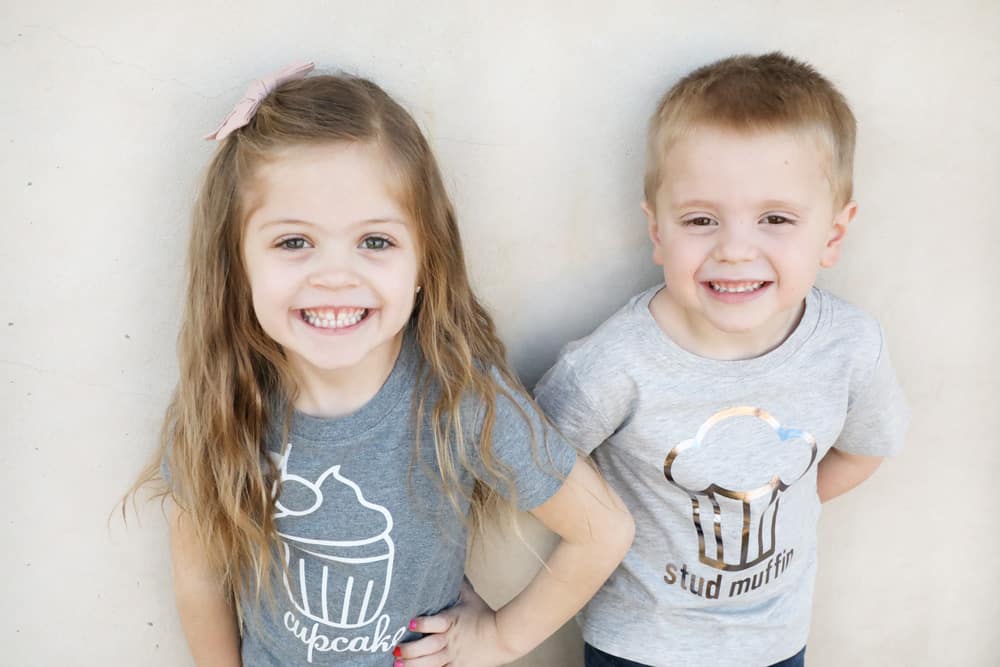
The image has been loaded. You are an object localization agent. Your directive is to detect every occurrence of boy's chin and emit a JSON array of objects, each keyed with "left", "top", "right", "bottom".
[{"left": 709, "top": 309, "right": 802, "bottom": 345}]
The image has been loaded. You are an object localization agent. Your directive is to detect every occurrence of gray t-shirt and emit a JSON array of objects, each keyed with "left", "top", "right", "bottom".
[
  {"left": 176, "top": 334, "right": 576, "bottom": 666},
  {"left": 534, "top": 285, "right": 908, "bottom": 667}
]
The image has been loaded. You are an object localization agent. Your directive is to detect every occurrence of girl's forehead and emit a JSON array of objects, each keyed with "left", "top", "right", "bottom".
[
  {"left": 256, "top": 142, "right": 400, "bottom": 193},
  {"left": 243, "top": 142, "right": 412, "bottom": 228}
]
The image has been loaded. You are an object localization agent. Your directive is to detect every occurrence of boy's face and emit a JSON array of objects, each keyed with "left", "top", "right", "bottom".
[{"left": 644, "top": 125, "right": 855, "bottom": 359}]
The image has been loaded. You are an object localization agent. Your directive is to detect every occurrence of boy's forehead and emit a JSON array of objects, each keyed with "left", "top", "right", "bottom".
[
  {"left": 657, "top": 124, "right": 837, "bottom": 203},
  {"left": 662, "top": 123, "right": 832, "bottom": 163}
]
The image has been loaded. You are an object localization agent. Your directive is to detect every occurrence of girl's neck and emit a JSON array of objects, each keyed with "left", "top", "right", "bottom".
[{"left": 289, "top": 334, "right": 404, "bottom": 419}]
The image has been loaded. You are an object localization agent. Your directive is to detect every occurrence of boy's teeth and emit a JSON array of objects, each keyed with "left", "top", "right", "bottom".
[
  {"left": 710, "top": 281, "right": 765, "bottom": 294},
  {"left": 301, "top": 307, "right": 368, "bottom": 329}
]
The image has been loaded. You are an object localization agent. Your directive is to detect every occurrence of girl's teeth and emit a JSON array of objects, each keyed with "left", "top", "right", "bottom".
[
  {"left": 301, "top": 308, "right": 368, "bottom": 329},
  {"left": 710, "top": 281, "right": 765, "bottom": 293}
]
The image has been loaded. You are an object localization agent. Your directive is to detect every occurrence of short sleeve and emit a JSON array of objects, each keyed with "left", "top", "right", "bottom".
[
  {"left": 159, "top": 455, "right": 172, "bottom": 485},
  {"left": 467, "top": 374, "right": 579, "bottom": 511},
  {"left": 158, "top": 434, "right": 181, "bottom": 491},
  {"left": 534, "top": 355, "right": 617, "bottom": 456},
  {"left": 158, "top": 447, "right": 190, "bottom": 504},
  {"left": 833, "top": 330, "right": 910, "bottom": 457}
]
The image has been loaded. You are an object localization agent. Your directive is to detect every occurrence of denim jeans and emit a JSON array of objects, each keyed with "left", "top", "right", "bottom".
[{"left": 584, "top": 643, "right": 806, "bottom": 667}]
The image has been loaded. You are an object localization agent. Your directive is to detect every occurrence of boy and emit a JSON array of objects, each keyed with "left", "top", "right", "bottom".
[{"left": 535, "top": 53, "right": 909, "bottom": 667}]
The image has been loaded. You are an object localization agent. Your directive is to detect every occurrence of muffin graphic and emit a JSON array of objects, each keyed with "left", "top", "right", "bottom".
[
  {"left": 663, "top": 407, "right": 816, "bottom": 572},
  {"left": 273, "top": 445, "right": 394, "bottom": 629}
]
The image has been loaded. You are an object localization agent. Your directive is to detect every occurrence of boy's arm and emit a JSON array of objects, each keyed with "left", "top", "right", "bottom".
[
  {"left": 817, "top": 324, "right": 907, "bottom": 504},
  {"left": 816, "top": 447, "right": 883, "bottom": 503},
  {"left": 168, "top": 501, "right": 243, "bottom": 667},
  {"left": 399, "top": 456, "right": 634, "bottom": 665}
]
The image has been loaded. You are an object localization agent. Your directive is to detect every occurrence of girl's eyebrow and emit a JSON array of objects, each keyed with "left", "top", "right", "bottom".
[
  {"left": 254, "top": 218, "right": 316, "bottom": 229},
  {"left": 254, "top": 216, "right": 408, "bottom": 230},
  {"left": 359, "top": 217, "right": 408, "bottom": 227}
]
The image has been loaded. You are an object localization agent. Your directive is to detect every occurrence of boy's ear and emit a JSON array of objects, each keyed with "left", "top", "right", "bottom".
[
  {"left": 642, "top": 200, "right": 666, "bottom": 266},
  {"left": 820, "top": 200, "right": 857, "bottom": 268}
]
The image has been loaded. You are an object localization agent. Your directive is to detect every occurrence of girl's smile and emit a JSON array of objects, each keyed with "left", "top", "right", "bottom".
[{"left": 299, "top": 306, "right": 371, "bottom": 331}]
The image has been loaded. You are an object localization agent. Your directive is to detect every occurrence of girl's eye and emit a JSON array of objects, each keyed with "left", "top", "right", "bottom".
[
  {"left": 277, "top": 236, "right": 311, "bottom": 250},
  {"left": 763, "top": 215, "right": 792, "bottom": 225},
  {"left": 360, "top": 236, "right": 393, "bottom": 250},
  {"left": 684, "top": 217, "right": 716, "bottom": 227}
]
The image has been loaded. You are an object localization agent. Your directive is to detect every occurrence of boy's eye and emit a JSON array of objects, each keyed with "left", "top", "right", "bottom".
[
  {"left": 763, "top": 215, "right": 791, "bottom": 225},
  {"left": 277, "top": 236, "right": 311, "bottom": 250},
  {"left": 360, "top": 236, "right": 393, "bottom": 250},
  {"left": 684, "top": 217, "right": 716, "bottom": 227}
]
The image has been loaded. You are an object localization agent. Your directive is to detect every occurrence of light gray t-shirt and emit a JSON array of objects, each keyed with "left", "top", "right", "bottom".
[
  {"left": 534, "top": 285, "right": 908, "bottom": 667},
  {"left": 177, "top": 335, "right": 576, "bottom": 666}
]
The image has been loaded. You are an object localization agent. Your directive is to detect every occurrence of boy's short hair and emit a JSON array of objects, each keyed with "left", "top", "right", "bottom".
[{"left": 644, "top": 52, "right": 857, "bottom": 208}]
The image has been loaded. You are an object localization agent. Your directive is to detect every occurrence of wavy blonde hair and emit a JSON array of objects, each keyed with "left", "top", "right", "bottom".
[{"left": 128, "top": 72, "right": 538, "bottom": 605}]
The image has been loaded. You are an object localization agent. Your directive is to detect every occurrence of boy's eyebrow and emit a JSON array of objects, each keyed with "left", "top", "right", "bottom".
[
  {"left": 757, "top": 199, "right": 812, "bottom": 212},
  {"left": 671, "top": 199, "right": 719, "bottom": 210},
  {"left": 670, "top": 198, "right": 809, "bottom": 211}
]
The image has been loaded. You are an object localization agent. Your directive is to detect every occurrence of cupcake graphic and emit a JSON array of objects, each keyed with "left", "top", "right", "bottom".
[
  {"left": 273, "top": 445, "right": 394, "bottom": 629},
  {"left": 663, "top": 407, "right": 816, "bottom": 572}
]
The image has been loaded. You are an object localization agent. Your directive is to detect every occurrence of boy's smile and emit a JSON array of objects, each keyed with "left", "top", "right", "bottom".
[
  {"left": 704, "top": 280, "right": 771, "bottom": 302},
  {"left": 242, "top": 142, "right": 420, "bottom": 412},
  {"left": 644, "top": 125, "right": 855, "bottom": 360}
]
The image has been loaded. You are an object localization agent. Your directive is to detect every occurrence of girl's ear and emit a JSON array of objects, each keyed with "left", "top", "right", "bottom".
[
  {"left": 642, "top": 201, "right": 666, "bottom": 266},
  {"left": 820, "top": 200, "right": 857, "bottom": 268}
]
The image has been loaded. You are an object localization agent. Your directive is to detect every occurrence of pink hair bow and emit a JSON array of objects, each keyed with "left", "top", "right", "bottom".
[{"left": 203, "top": 61, "right": 315, "bottom": 141}]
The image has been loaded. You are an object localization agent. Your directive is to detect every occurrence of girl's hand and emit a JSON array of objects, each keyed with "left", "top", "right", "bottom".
[{"left": 393, "top": 580, "right": 521, "bottom": 667}]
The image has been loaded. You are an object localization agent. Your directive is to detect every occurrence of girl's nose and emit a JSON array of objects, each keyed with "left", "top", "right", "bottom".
[
  {"left": 306, "top": 246, "right": 362, "bottom": 289},
  {"left": 711, "top": 223, "right": 759, "bottom": 263}
]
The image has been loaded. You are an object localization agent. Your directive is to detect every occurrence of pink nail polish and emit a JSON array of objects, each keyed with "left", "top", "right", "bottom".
[
  {"left": 408, "top": 619, "right": 418, "bottom": 630},
  {"left": 394, "top": 661, "right": 404, "bottom": 667}
]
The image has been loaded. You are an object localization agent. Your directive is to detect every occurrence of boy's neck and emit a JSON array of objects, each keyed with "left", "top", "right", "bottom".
[
  {"left": 648, "top": 288, "right": 806, "bottom": 361},
  {"left": 289, "top": 335, "right": 403, "bottom": 419}
]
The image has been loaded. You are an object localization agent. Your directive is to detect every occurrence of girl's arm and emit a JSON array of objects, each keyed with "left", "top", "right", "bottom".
[
  {"left": 398, "top": 456, "right": 634, "bottom": 666},
  {"left": 168, "top": 502, "right": 243, "bottom": 667},
  {"left": 816, "top": 447, "right": 884, "bottom": 502}
]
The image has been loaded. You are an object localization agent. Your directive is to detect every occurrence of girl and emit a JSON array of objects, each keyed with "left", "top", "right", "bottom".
[{"left": 130, "top": 62, "right": 633, "bottom": 666}]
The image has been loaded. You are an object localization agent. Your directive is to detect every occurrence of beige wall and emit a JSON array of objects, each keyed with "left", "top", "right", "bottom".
[{"left": 3, "top": 1, "right": 998, "bottom": 665}]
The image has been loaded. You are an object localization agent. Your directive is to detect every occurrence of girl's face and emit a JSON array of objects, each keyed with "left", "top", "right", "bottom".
[{"left": 242, "top": 142, "right": 420, "bottom": 391}]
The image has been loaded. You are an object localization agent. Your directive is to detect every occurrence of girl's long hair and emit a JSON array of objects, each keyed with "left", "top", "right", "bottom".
[{"left": 127, "top": 73, "right": 536, "bottom": 604}]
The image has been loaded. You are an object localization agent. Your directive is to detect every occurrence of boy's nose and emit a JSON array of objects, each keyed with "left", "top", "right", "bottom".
[{"left": 711, "top": 224, "right": 759, "bottom": 263}]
